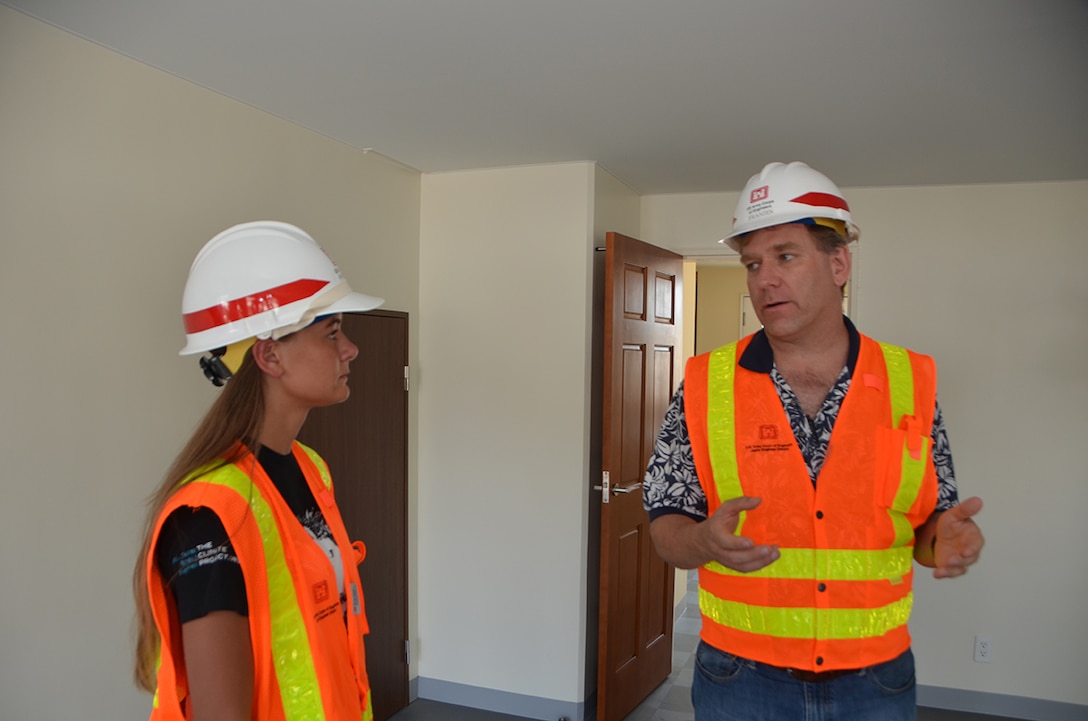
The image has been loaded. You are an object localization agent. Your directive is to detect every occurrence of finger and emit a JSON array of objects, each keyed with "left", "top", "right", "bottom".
[
  {"left": 955, "top": 496, "right": 984, "bottom": 519},
  {"left": 709, "top": 497, "right": 764, "bottom": 537},
  {"left": 934, "top": 555, "right": 971, "bottom": 578},
  {"left": 715, "top": 495, "right": 764, "bottom": 516},
  {"left": 940, "top": 547, "right": 982, "bottom": 573},
  {"left": 934, "top": 566, "right": 966, "bottom": 579},
  {"left": 715, "top": 544, "right": 779, "bottom": 573},
  {"left": 959, "top": 546, "right": 982, "bottom": 564},
  {"left": 716, "top": 533, "right": 755, "bottom": 550}
]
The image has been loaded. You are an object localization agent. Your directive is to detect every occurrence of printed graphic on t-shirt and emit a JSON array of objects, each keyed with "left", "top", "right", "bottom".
[
  {"left": 171, "top": 539, "right": 239, "bottom": 577},
  {"left": 300, "top": 507, "right": 347, "bottom": 617}
]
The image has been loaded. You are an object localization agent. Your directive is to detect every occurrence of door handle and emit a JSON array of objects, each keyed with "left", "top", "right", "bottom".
[{"left": 594, "top": 471, "right": 643, "bottom": 503}]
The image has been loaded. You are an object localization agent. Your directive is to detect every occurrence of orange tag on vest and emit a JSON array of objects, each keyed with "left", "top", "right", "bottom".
[{"left": 899, "top": 415, "right": 924, "bottom": 460}]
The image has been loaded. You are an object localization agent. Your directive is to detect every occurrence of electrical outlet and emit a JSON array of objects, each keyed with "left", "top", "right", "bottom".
[{"left": 974, "top": 635, "right": 992, "bottom": 663}]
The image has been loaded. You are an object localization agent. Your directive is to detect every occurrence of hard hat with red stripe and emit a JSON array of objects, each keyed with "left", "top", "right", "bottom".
[
  {"left": 179, "top": 221, "right": 383, "bottom": 361},
  {"left": 721, "top": 162, "right": 860, "bottom": 251}
]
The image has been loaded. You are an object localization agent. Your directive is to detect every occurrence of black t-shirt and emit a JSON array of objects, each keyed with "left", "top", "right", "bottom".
[{"left": 155, "top": 446, "right": 333, "bottom": 624}]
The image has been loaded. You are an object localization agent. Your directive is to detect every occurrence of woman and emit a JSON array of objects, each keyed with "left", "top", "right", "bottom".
[{"left": 133, "top": 221, "right": 382, "bottom": 721}]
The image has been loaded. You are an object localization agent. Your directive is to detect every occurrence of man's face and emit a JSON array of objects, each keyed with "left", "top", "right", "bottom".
[{"left": 738, "top": 224, "right": 850, "bottom": 343}]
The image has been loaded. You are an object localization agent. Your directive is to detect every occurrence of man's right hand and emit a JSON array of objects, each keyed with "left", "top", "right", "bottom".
[{"left": 649, "top": 496, "right": 780, "bottom": 572}]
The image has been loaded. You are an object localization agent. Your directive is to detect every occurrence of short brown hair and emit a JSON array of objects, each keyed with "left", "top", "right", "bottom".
[{"left": 805, "top": 224, "right": 848, "bottom": 254}]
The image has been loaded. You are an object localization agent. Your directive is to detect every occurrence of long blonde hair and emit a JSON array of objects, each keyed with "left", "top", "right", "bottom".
[{"left": 132, "top": 352, "right": 265, "bottom": 692}]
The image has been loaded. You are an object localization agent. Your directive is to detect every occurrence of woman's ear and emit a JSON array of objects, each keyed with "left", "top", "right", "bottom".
[{"left": 251, "top": 338, "right": 284, "bottom": 377}]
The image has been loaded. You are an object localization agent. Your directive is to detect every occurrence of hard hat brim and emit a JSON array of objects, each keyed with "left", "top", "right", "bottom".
[{"left": 320, "top": 290, "right": 385, "bottom": 316}]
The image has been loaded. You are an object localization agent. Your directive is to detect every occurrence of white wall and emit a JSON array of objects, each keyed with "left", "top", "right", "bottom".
[
  {"left": 642, "top": 181, "right": 1088, "bottom": 708},
  {"left": 417, "top": 163, "right": 597, "bottom": 708},
  {"left": 851, "top": 181, "right": 1088, "bottom": 705},
  {"left": 642, "top": 191, "right": 738, "bottom": 259},
  {"left": 0, "top": 8, "right": 421, "bottom": 719}
]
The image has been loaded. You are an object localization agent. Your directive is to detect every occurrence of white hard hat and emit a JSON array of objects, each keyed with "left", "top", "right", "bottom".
[
  {"left": 721, "top": 162, "right": 860, "bottom": 251},
  {"left": 179, "top": 221, "right": 383, "bottom": 356}
]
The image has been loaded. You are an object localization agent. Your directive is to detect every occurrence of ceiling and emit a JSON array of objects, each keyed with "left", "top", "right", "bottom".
[{"left": 6, "top": 0, "right": 1087, "bottom": 194}]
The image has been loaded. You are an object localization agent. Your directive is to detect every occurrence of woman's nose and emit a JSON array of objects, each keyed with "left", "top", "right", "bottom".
[{"left": 341, "top": 334, "right": 359, "bottom": 362}]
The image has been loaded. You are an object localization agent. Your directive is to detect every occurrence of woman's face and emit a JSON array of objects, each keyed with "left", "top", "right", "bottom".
[{"left": 272, "top": 314, "right": 359, "bottom": 408}]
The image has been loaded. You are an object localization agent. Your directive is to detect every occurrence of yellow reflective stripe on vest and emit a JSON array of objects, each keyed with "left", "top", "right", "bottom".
[
  {"left": 879, "top": 343, "right": 914, "bottom": 439},
  {"left": 699, "top": 586, "right": 914, "bottom": 640},
  {"left": 705, "top": 342, "right": 745, "bottom": 533},
  {"left": 205, "top": 464, "right": 326, "bottom": 721},
  {"left": 297, "top": 444, "right": 333, "bottom": 489},
  {"left": 707, "top": 546, "right": 912, "bottom": 582},
  {"left": 878, "top": 342, "right": 928, "bottom": 545},
  {"left": 151, "top": 655, "right": 163, "bottom": 708}
]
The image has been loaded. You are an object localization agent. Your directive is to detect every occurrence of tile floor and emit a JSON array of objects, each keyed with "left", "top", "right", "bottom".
[{"left": 391, "top": 572, "right": 1016, "bottom": 721}]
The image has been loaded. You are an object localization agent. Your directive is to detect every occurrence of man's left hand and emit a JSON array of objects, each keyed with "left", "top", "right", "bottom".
[{"left": 933, "top": 496, "right": 984, "bottom": 579}]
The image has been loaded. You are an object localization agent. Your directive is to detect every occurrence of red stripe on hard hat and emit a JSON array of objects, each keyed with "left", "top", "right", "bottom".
[
  {"left": 790, "top": 192, "right": 850, "bottom": 212},
  {"left": 183, "top": 278, "right": 330, "bottom": 334}
]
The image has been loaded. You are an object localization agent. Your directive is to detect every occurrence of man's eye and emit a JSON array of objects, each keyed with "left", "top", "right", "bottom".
[{"left": 745, "top": 262, "right": 759, "bottom": 271}]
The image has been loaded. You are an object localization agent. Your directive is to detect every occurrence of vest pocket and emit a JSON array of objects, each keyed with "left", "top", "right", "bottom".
[
  {"left": 875, "top": 427, "right": 907, "bottom": 510},
  {"left": 876, "top": 425, "right": 927, "bottom": 514}
]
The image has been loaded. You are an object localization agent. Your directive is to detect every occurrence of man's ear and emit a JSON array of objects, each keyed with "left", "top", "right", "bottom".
[
  {"left": 830, "top": 245, "right": 851, "bottom": 289},
  {"left": 251, "top": 338, "right": 284, "bottom": 377}
]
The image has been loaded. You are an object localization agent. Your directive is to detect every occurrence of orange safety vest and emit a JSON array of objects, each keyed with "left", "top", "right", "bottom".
[
  {"left": 685, "top": 333, "right": 938, "bottom": 671},
  {"left": 146, "top": 442, "right": 372, "bottom": 721}
]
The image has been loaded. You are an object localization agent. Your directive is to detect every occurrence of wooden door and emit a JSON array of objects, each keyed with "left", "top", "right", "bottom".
[
  {"left": 596, "top": 233, "right": 682, "bottom": 721},
  {"left": 298, "top": 310, "right": 409, "bottom": 721}
]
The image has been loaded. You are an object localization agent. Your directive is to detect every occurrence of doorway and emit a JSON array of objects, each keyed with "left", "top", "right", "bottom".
[{"left": 298, "top": 309, "right": 410, "bottom": 721}]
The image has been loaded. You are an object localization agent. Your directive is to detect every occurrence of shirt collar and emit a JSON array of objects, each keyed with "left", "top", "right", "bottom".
[{"left": 738, "top": 315, "right": 860, "bottom": 374}]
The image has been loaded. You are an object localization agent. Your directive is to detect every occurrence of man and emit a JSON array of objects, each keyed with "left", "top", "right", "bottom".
[{"left": 643, "top": 162, "right": 984, "bottom": 720}]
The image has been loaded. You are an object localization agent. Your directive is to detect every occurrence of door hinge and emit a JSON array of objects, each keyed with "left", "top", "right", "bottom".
[
  {"left": 405, "top": 639, "right": 410, "bottom": 666},
  {"left": 404, "top": 365, "right": 410, "bottom": 392}
]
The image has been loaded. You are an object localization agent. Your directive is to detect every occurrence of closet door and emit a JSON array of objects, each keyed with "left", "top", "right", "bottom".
[{"left": 300, "top": 309, "right": 409, "bottom": 721}]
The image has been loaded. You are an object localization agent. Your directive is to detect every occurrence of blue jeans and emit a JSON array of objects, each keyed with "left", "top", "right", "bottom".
[{"left": 692, "top": 641, "right": 917, "bottom": 721}]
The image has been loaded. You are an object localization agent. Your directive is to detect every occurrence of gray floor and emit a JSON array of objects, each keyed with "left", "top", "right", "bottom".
[{"left": 390, "top": 573, "right": 1016, "bottom": 721}]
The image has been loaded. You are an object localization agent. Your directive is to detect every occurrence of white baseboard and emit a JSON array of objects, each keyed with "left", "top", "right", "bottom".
[
  {"left": 416, "top": 676, "right": 586, "bottom": 721},
  {"left": 918, "top": 685, "right": 1087, "bottom": 721}
]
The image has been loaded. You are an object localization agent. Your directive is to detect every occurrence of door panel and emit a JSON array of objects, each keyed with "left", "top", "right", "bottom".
[
  {"left": 597, "top": 233, "right": 682, "bottom": 721},
  {"left": 298, "top": 310, "right": 409, "bottom": 721}
]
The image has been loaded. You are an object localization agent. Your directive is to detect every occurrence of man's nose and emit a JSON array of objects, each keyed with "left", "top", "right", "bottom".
[{"left": 752, "top": 265, "right": 781, "bottom": 288}]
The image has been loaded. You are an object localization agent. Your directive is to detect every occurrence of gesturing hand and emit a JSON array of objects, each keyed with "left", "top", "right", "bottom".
[
  {"left": 699, "top": 496, "right": 780, "bottom": 573},
  {"left": 933, "top": 496, "right": 984, "bottom": 579}
]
